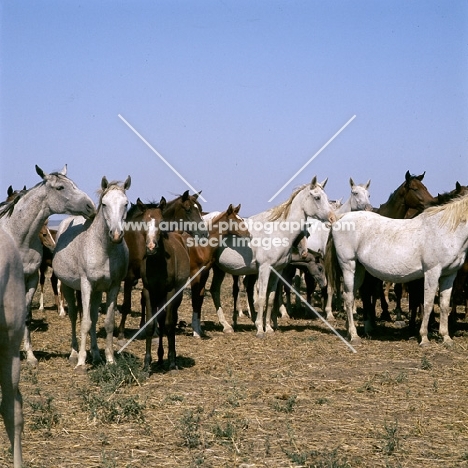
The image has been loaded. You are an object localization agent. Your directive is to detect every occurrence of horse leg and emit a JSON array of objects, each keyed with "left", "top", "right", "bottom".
[
  {"left": 393, "top": 283, "right": 404, "bottom": 321},
  {"left": 103, "top": 284, "right": 120, "bottom": 365},
  {"left": 378, "top": 280, "right": 391, "bottom": 321},
  {"left": 56, "top": 279, "right": 66, "bottom": 317},
  {"left": 191, "top": 269, "right": 210, "bottom": 338},
  {"left": 267, "top": 276, "right": 281, "bottom": 332},
  {"left": 254, "top": 264, "right": 271, "bottom": 338},
  {"left": 304, "top": 271, "right": 316, "bottom": 307},
  {"left": 0, "top": 349, "right": 23, "bottom": 468},
  {"left": 324, "top": 280, "right": 336, "bottom": 321},
  {"left": 143, "top": 295, "right": 157, "bottom": 372},
  {"left": 419, "top": 270, "right": 442, "bottom": 346},
  {"left": 75, "top": 281, "right": 93, "bottom": 371},
  {"left": 438, "top": 274, "right": 456, "bottom": 346},
  {"left": 38, "top": 267, "right": 46, "bottom": 311},
  {"left": 117, "top": 277, "right": 133, "bottom": 343},
  {"left": 210, "top": 265, "right": 233, "bottom": 333},
  {"left": 342, "top": 261, "right": 365, "bottom": 345},
  {"left": 23, "top": 272, "right": 39, "bottom": 367},
  {"left": 359, "top": 273, "right": 377, "bottom": 337},
  {"left": 50, "top": 272, "right": 60, "bottom": 315},
  {"left": 62, "top": 284, "right": 79, "bottom": 365},
  {"left": 87, "top": 291, "right": 103, "bottom": 367},
  {"left": 167, "top": 290, "right": 183, "bottom": 370}
]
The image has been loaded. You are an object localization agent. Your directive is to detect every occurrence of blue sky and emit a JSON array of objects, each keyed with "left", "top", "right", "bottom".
[{"left": 1, "top": 0, "right": 467, "bottom": 219}]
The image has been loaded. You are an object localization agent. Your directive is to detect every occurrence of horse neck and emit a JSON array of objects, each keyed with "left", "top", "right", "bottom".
[
  {"left": 377, "top": 190, "right": 407, "bottom": 218},
  {"left": 336, "top": 197, "right": 352, "bottom": 215},
  {"left": 2, "top": 185, "right": 52, "bottom": 246},
  {"left": 88, "top": 207, "right": 113, "bottom": 249},
  {"left": 277, "top": 190, "right": 308, "bottom": 239}
]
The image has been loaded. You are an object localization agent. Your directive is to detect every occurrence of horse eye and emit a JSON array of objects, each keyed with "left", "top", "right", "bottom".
[
  {"left": 56, "top": 186, "right": 64, "bottom": 191},
  {"left": 314, "top": 195, "right": 321, "bottom": 201}
]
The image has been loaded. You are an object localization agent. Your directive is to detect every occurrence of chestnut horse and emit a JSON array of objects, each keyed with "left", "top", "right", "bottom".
[{"left": 188, "top": 205, "right": 251, "bottom": 337}]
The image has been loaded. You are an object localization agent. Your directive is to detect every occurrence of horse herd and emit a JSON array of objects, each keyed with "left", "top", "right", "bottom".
[{"left": 1, "top": 164, "right": 468, "bottom": 467}]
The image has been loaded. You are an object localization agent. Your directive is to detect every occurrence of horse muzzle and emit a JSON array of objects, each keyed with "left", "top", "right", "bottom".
[{"left": 110, "top": 229, "right": 124, "bottom": 243}]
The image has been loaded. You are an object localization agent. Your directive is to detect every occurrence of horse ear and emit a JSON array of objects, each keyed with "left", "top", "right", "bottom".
[
  {"left": 159, "top": 196, "right": 167, "bottom": 210},
  {"left": 234, "top": 204, "right": 241, "bottom": 214},
  {"left": 101, "top": 176, "right": 109, "bottom": 190},
  {"left": 136, "top": 198, "right": 145, "bottom": 211},
  {"left": 365, "top": 179, "right": 371, "bottom": 189},
  {"left": 182, "top": 190, "right": 190, "bottom": 201},
  {"left": 36, "top": 165, "right": 47, "bottom": 179},
  {"left": 59, "top": 165, "right": 67, "bottom": 176},
  {"left": 320, "top": 178, "right": 328, "bottom": 188},
  {"left": 23, "top": 185, "right": 27, "bottom": 191},
  {"left": 456, "top": 181, "right": 461, "bottom": 191},
  {"left": 7, "top": 185, "right": 13, "bottom": 197},
  {"left": 226, "top": 204, "right": 233, "bottom": 215},
  {"left": 349, "top": 177, "right": 355, "bottom": 187},
  {"left": 417, "top": 171, "right": 425, "bottom": 181},
  {"left": 123, "top": 175, "right": 131, "bottom": 190},
  {"left": 405, "top": 170, "right": 411, "bottom": 182},
  {"left": 310, "top": 176, "right": 317, "bottom": 188},
  {"left": 193, "top": 190, "right": 202, "bottom": 200}
]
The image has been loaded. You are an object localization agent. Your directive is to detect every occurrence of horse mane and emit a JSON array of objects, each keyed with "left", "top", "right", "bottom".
[
  {"left": 127, "top": 200, "right": 160, "bottom": 218},
  {"left": 425, "top": 194, "right": 468, "bottom": 230},
  {"left": 267, "top": 184, "right": 308, "bottom": 221}
]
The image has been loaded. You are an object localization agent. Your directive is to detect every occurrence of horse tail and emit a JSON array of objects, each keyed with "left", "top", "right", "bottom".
[{"left": 324, "top": 230, "right": 342, "bottom": 293}]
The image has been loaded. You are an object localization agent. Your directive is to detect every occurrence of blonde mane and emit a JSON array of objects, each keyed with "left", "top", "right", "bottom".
[
  {"left": 267, "top": 184, "right": 308, "bottom": 221},
  {"left": 425, "top": 194, "right": 468, "bottom": 230}
]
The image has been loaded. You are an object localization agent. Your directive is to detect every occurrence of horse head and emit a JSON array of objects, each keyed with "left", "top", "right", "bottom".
[
  {"left": 402, "top": 170, "right": 436, "bottom": 218},
  {"left": 99, "top": 176, "right": 131, "bottom": 244},
  {"left": 136, "top": 198, "right": 164, "bottom": 255},
  {"left": 36, "top": 165, "right": 96, "bottom": 219},
  {"left": 349, "top": 177, "right": 373, "bottom": 211}
]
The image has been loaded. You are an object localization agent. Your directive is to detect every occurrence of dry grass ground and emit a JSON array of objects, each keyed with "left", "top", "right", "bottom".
[{"left": 1, "top": 273, "right": 468, "bottom": 468}]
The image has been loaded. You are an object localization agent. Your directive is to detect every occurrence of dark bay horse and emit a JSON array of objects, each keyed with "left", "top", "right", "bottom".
[
  {"left": 117, "top": 191, "right": 207, "bottom": 343},
  {"left": 137, "top": 204, "right": 191, "bottom": 371}
]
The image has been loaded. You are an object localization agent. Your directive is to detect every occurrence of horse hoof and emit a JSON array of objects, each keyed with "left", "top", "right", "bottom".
[
  {"left": 419, "top": 340, "right": 430, "bottom": 348},
  {"left": 74, "top": 365, "right": 87, "bottom": 374},
  {"left": 223, "top": 328, "right": 234, "bottom": 334},
  {"left": 350, "top": 337, "right": 362, "bottom": 346},
  {"left": 256, "top": 332, "right": 265, "bottom": 339},
  {"left": 394, "top": 321, "right": 406, "bottom": 329},
  {"left": 117, "top": 338, "right": 127, "bottom": 347},
  {"left": 27, "top": 358, "right": 39, "bottom": 369},
  {"left": 443, "top": 338, "right": 454, "bottom": 348}
]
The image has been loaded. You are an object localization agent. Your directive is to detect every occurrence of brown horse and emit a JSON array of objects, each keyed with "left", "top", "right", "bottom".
[
  {"left": 187, "top": 205, "right": 250, "bottom": 337},
  {"left": 138, "top": 204, "right": 191, "bottom": 371},
  {"left": 117, "top": 191, "right": 207, "bottom": 343}
]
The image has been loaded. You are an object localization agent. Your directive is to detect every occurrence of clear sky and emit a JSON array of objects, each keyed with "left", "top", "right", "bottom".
[{"left": 1, "top": 0, "right": 467, "bottom": 219}]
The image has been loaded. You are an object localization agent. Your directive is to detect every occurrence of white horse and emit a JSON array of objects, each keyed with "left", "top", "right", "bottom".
[
  {"left": 0, "top": 229, "right": 26, "bottom": 468},
  {"left": 306, "top": 177, "right": 372, "bottom": 320},
  {"left": 211, "top": 176, "right": 334, "bottom": 337},
  {"left": 328, "top": 194, "right": 468, "bottom": 346},
  {"left": 0, "top": 165, "right": 96, "bottom": 367},
  {"left": 53, "top": 176, "right": 131, "bottom": 372}
]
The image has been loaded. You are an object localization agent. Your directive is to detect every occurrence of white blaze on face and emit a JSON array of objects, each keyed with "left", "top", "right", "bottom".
[{"left": 146, "top": 217, "right": 158, "bottom": 253}]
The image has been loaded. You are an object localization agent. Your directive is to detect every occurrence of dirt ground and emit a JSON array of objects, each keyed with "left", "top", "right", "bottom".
[{"left": 1, "top": 272, "right": 468, "bottom": 468}]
